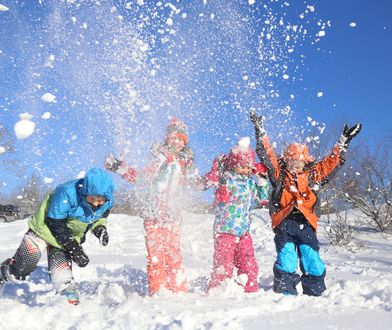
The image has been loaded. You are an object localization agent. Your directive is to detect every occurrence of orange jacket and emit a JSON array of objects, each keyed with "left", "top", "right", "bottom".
[{"left": 259, "top": 136, "right": 345, "bottom": 230}]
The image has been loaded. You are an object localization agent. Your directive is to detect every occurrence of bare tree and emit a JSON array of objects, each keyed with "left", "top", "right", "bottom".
[
  {"left": 329, "top": 142, "right": 392, "bottom": 233},
  {"left": 9, "top": 174, "right": 51, "bottom": 216}
]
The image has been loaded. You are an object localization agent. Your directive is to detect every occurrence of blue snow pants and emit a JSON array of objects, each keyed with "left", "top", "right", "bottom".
[{"left": 273, "top": 213, "right": 326, "bottom": 296}]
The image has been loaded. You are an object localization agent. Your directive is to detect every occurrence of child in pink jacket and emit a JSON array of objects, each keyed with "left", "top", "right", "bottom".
[{"left": 203, "top": 137, "right": 269, "bottom": 293}]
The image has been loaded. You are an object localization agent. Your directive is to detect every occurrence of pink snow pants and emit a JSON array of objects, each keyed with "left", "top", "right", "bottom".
[{"left": 209, "top": 232, "right": 259, "bottom": 293}]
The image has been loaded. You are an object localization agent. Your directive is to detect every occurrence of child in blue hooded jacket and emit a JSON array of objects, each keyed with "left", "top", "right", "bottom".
[{"left": 0, "top": 168, "right": 114, "bottom": 304}]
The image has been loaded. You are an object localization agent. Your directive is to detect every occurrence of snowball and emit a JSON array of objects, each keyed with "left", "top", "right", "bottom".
[
  {"left": 282, "top": 74, "right": 289, "bottom": 80},
  {"left": 317, "top": 91, "right": 323, "bottom": 97},
  {"left": 14, "top": 113, "right": 36, "bottom": 140},
  {"left": 349, "top": 22, "right": 357, "bottom": 28},
  {"left": 41, "top": 92, "right": 56, "bottom": 103},
  {"left": 0, "top": 146, "right": 5, "bottom": 154},
  {"left": 0, "top": 4, "right": 9, "bottom": 11},
  {"left": 248, "top": 0, "right": 256, "bottom": 5},
  {"left": 41, "top": 112, "right": 51, "bottom": 119}
]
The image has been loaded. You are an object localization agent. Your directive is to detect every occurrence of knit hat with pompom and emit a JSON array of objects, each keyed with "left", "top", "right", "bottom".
[
  {"left": 226, "top": 137, "right": 256, "bottom": 169},
  {"left": 166, "top": 117, "right": 189, "bottom": 144}
]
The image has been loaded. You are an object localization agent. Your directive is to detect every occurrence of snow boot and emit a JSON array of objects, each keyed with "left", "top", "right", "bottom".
[{"left": 60, "top": 288, "right": 80, "bottom": 305}]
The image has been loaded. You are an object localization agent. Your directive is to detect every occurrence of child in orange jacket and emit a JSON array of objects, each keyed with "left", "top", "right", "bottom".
[
  {"left": 105, "top": 118, "right": 199, "bottom": 296},
  {"left": 250, "top": 112, "right": 361, "bottom": 296}
]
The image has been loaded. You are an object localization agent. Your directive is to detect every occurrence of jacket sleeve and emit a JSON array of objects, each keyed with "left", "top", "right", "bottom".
[
  {"left": 255, "top": 176, "right": 270, "bottom": 205},
  {"left": 256, "top": 135, "right": 281, "bottom": 184},
  {"left": 121, "top": 167, "right": 138, "bottom": 183},
  {"left": 312, "top": 145, "right": 345, "bottom": 184},
  {"left": 46, "top": 216, "right": 72, "bottom": 246}
]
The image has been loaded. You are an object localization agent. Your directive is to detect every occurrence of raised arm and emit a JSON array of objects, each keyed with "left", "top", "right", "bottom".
[
  {"left": 104, "top": 153, "right": 137, "bottom": 183},
  {"left": 250, "top": 111, "right": 280, "bottom": 183},
  {"left": 313, "top": 123, "right": 362, "bottom": 184}
]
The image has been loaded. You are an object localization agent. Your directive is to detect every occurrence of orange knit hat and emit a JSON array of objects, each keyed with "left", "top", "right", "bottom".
[{"left": 166, "top": 117, "right": 189, "bottom": 144}]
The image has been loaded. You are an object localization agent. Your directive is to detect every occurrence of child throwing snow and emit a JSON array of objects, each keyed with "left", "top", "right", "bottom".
[
  {"left": 0, "top": 168, "right": 115, "bottom": 305},
  {"left": 104, "top": 118, "right": 199, "bottom": 296},
  {"left": 250, "top": 112, "right": 361, "bottom": 296},
  {"left": 203, "top": 137, "right": 269, "bottom": 293}
]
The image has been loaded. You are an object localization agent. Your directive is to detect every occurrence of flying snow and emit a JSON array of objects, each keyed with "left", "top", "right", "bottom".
[
  {"left": 317, "top": 91, "right": 323, "bottom": 97},
  {"left": 14, "top": 113, "right": 36, "bottom": 140},
  {"left": 43, "top": 54, "right": 56, "bottom": 69},
  {"left": 44, "top": 177, "right": 54, "bottom": 184},
  {"left": 0, "top": 146, "right": 5, "bottom": 154},
  {"left": 350, "top": 22, "right": 357, "bottom": 28},
  {"left": 317, "top": 30, "right": 326, "bottom": 37},
  {"left": 41, "top": 112, "right": 51, "bottom": 120},
  {"left": 41, "top": 92, "right": 56, "bottom": 103}
]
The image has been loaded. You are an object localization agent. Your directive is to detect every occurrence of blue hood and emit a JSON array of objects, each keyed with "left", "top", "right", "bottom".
[{"left": 81, "top": 168, "right": 114, "bottom": 200}]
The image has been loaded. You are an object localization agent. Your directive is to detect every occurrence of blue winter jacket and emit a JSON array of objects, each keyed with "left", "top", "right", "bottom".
[
  {"left": 47, "top": 167, "right": 114, "bottom": 222},
  {"left": 29, "top": 168, "right": 115, "bottom": 248}
]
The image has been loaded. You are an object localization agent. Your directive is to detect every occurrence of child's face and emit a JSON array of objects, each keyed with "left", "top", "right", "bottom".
[
  {"left": 286, "top": 159, "right": 306, "bottom": 174},
  {"left": 166, "top": 134, "right": 185, "bottom": 153},
  {"left": 234, "top": 165, "right": 253, "bottom": 176},
  {"left": 86, "top": 195, "right": 106, "bottom": 208}
]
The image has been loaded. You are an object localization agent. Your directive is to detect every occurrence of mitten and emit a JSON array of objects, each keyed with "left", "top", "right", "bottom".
[
  {"left": 104, "top": 154, "right": 128, "bottom": 175},
  {"left": 215, "top": 185, "right": 231, "bottom": 204},
  {"left": 337, "top": 123, "right": 362, "bottom": 151},
  {"left": 92, "top": 225, "right": 109, "bottom": 246},
  {"left": 63, "top": 239, "right": 90, "bottom": 267},
  {"left": 250, "top": 111, "right": 266, "bottom": 138},
  {"left": 205, "top": 154, "right": 227, "bottom": 185},
  {"left": 253, "top": 162, "right": 268, "bottom": 177}
]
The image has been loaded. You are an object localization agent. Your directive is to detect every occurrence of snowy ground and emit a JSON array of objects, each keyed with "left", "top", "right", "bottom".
[{"left": 0, "top": 210, "right": 391, "bottom": 330}]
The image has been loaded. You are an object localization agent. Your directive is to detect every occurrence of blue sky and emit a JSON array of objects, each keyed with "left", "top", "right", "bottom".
[{"left": 0, "top": 0, "right": 391, "bottom": 196}]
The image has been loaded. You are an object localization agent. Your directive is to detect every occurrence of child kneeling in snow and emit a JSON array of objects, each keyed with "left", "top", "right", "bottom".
[
  {"left": 250, "top": 112, "right": 361, "bottom": 296},
  {"left": 0, "top": 168, "right": 115, "bottom": 304},
  {"left": 105, "top": 118, "right": 200, "bottom": 296},
  {"left": 203, "top": 137, "right": 269, "bottom": 293}
]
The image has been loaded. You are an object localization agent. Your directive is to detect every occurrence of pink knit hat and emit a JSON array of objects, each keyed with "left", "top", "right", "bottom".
[{"left": 226, "top": 137, "right": 256, "bottom": 169}]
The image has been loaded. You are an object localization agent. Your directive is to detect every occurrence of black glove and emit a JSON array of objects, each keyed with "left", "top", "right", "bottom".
[
  {"left": 250, "top": 111, "right": 266, "bottom": 138},
  {"left": 63, "top": 239, "right": 90, "bottom": 267},
  {"left": 92, "top": 225, "right": 109, "bottom": 246},
  {"left": 338, "top": 123, "right": 362, "bottom": 150},
  {"left": 104, "top": 154, "right": 128, "bottom": 175}
]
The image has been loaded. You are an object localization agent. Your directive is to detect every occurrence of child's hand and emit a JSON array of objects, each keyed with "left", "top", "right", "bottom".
[
  {"left": 338, "top": 123, "right": 362, "bottom": 150},
  {"left": 253, "top": 163, "right": 268, "bottom": 177},
  {"left": 215, "top": 186, "right": 231, "bottom": 204},
  {"left": 250, "top": 111, "right": 266, "bottom": 137},
  {"left": 104, "top": 154, "right": 128, "bottom": 175}
]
